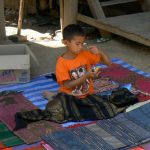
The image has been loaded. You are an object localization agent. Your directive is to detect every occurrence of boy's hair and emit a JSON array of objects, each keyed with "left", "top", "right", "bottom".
[{"left": 62, "top": 24, "right": 85, "bottom": 41}]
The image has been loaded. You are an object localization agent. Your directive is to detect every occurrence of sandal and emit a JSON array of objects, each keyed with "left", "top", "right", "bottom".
[{"left": 96, "top": 37, "right": 111, "bottom": 43}]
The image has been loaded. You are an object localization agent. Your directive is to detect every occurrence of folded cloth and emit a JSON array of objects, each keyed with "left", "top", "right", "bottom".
[
  {"left": 109, "top": 88, "right": 139, "bottom": 107},
  {"left": 14, "top": 109, "right": 52, "bottom": 131}
]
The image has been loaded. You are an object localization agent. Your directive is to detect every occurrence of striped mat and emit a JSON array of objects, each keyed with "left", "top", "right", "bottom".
[
  {"left": 0, "top": 58, "right": 150, "bottom": 111},
  {"left": 0, "top": 58, "right": 150, "bottom": 149}
]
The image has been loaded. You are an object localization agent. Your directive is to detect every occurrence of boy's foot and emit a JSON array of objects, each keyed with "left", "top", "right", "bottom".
[{"left": 43, "top": 91, "right": 57, "bottom": 101}]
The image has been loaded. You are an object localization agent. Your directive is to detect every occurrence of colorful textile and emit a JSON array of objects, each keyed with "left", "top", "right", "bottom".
[
  {"left": 0, "top": 58, "right": 149, "bottom": 148},
  {"left": 0, "top": 122, "right": 23, "bottom": 148},
  {"left": 126, "top": 100, "right": 150, "bottom": 112},
  {"left": 2, "top": 141, "right": 52, "bottom": 150},
  {"left": 143, "top": 143, "right": 150, "bottom": 150},
  {"left": 99, "top": 64, "right": 150, "bottom": 101},
  {"left": 0, "top": 143, "right": 5, "bottom": 149},
  {"left": 15, "top": 120, "right": 63, "bottom": 144},
  {"left": 40, "top": 141, "right": 54, "bottom": 150},
  {"left": 62, "top": 120, "right": 95, "bottom": 128},
  {"left": 23, "top": 145, "right": 45, "bottom": 150},
  {"left": 10, "top": 142, "right": 43, "bottom": 150},
  {"left": 2, "top": 148, "right": 13, "bottom": 150},
  {"left": 130, "top": 146, "right": 144, "bottom": 150},
  {"left": 0, "top": 58, "right": 149, "bottom": 111},
  {"left": 0, "top": 93, "right": 63, "bottom": 144},
  {"left": 42, "top": 102, "right": 150, "bottom": 150},
  {"left": 0, "top": 93, "right": 37, "bottom": 130},
  {"left": 0, "top": 58, "right": 150, "bottom": 128},
  {"left": 5, "top": 144, "right": 46, "bottom": 150},
  {"left": 66, "top": 121, "right": 96, "bottom": 129},
  {"left": 93, "top": 77, "right": 119, "bottom": 94}
]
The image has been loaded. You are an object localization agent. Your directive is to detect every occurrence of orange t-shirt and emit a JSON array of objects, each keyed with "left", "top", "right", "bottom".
[{"left": 56, "top": 50, "right": 101, "bottom": 98}]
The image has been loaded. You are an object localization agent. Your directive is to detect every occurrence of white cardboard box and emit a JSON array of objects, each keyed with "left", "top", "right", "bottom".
[{"left": 0, "top": 44, "right": 38, "bottom": 84}]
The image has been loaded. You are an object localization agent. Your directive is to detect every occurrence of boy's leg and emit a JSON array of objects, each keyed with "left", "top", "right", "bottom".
[{"left": 43, "top": 91, "right": 57, "bottom": 101}]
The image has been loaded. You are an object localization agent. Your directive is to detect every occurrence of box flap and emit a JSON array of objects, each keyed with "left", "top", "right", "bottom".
[
  {"left": 24, "top": 45, "right": 40, "bottom": 65},
  {"left": 0, "top": 55, "right": 29, "bottom": 70},
  {"left": 0, "top": 44, "right": 39, "bottom": 65}
]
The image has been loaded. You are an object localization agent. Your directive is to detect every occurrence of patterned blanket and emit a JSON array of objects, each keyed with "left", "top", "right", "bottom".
[
  {"left": 42, "top": 102, "right": 150, "bottom": 150},
  {"left": 0, "top": 122, "right": 23, "bottom": 149},
  {"left": 0, "top": 58, "right": 150, "bottom": 111},
  {"left": 0, "top": 58, "right": 150, "bottom": 145},
  {"left": 0, "top": 93, "right": 63, "bottom": 144}
]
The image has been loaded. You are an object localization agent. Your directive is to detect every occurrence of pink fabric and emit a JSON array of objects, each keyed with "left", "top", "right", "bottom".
[
  {"left": 100, "top": 64, "right": 150, "bottom": 101},
  {"left": 41, "top": 141, "right": 54, "bottom": 150},
  {"left": 0, "top": 93, "right": 37, "bottom": 130},
  {"left": 0, "top": 93, "right": 64, "bottom": 144}
]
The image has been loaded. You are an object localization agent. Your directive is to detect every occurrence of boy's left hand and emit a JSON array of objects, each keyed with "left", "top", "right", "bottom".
[{"left": 87, "top": 45, "right": 100, "bottom": 55}]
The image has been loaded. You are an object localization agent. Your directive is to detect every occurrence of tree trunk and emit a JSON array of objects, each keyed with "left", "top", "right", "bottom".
[
  {"left": 0, "top": 0, "right": 6, "bottom": 41},
  {"left": 17, "top": 0, "right": 25, "bottom": 35}
]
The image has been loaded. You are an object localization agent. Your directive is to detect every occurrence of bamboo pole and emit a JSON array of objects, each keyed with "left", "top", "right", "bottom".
[{"left": 17, "top": 0, "right": 25, "bottom": 35}]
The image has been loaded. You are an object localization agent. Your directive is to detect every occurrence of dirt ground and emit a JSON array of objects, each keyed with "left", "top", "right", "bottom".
[
  {"left": 29, "top": 36, "right": 150, "bottom": 77},
  {"left": 1, "top": 25, "right": 150, "bottom": 78}
]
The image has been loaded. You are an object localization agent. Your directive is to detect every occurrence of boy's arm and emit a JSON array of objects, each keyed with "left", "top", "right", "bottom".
[
  {"left": 63, "top": 69, "right": 99, "bottom": 89},
  {"left": 88, "top": 45, "right": 112, "bottom": 67},
  {"left": 99, "top": 49, "right": 112, "bottom": 67}
]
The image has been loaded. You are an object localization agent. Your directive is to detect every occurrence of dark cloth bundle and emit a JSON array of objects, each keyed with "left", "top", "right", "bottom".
[
  {"left": 109, "top": 88, "right": 138, "bottom": 107},
  {"left": 14, "top": 88, "right": 138, "bottom": 130}
]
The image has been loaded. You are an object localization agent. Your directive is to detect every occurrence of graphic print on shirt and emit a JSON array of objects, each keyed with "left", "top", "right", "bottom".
[{"left": 70, "top": 65, "right": 90, "bottom": 96}]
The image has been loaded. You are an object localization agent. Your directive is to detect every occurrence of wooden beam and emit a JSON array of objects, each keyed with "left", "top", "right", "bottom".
[
  {"left": 60, "top": 0, "right": 64, "bottom": 31},
  {"left": 17, "top": 0, "right": 25, "bottom": 35},
  {"left": 139, "top": 0, "right": 150, "bottom": 11},
  {"left": 100, "top": 0, "right": 137, "bottom": 7},
  {"left": 77, "top": 13, "right": 150, "bottom": 47},
  {"left": 24, "top": 0, "right": 28, "bottom": 18},
  {"left": 60, "top": 0, "right": 78, "bottom": 30},
  {"left": 87, "top": 0, "right": 110, "bottom": 37},
  {"left": 27, "top": 0, "right": 37, "bottom": 14},
  {"left": 0, "top": 0, "right": 6, "bottom": 41},
  {"left": 87, "top": 0, "right": 105, "bottom": 17}
]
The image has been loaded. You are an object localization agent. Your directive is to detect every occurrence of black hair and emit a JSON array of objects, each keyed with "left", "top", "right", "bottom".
[{"left": 62, "top": 24, "right": 85, "bottom": 41}]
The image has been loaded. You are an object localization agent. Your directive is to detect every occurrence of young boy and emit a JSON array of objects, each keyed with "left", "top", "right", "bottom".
[
  {"left": 44, "top": 24, "right": 112, "bottom": 99},
  {"left": 14, "top": 24, "right": 138, "bottom": 127}
]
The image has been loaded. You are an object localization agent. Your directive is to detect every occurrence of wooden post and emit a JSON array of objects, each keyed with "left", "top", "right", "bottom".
[
  {"left": 77, "top": 13, "right": 150, "bottom": 47},
  {"left": 87, "top": 0, "right": 111, "bottom": 37},
  {"left": 60, "top": 0, "right": 78, "bottom": 31},
  {"left": 139, "top": 0, "right": 150, "bottom": 11},
  {"left": 24, "top": 0, "right": 28, "bottom": 18},
  {"left": 0, "top": 0, "right": 6, "bottom": 41},
  {"left": 17, "top": 0, "right": 25, "bottom": 35},
  {"left": 60, "top": 0, "right": 64, "bottom": 31}
]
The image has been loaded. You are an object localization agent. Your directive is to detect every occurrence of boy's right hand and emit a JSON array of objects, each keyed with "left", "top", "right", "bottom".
[
  {"left": 86, "top": 67, "right": 101, "bottom": 78},
  {"left": 87, "top": 45, "right": 100, "bottom": 55}
]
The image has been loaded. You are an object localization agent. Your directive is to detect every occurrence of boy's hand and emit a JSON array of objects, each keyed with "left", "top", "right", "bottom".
[
  {"left": 86, "top": 67, "right": 101, "bottom": 78},
  {"left": 87, "top": 45, "right": 100, "bottom": 55}
]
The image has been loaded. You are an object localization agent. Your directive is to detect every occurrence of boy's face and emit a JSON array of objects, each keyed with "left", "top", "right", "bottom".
[{"left": 63, "top": 36, "right": 85, "bottom": 55}]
